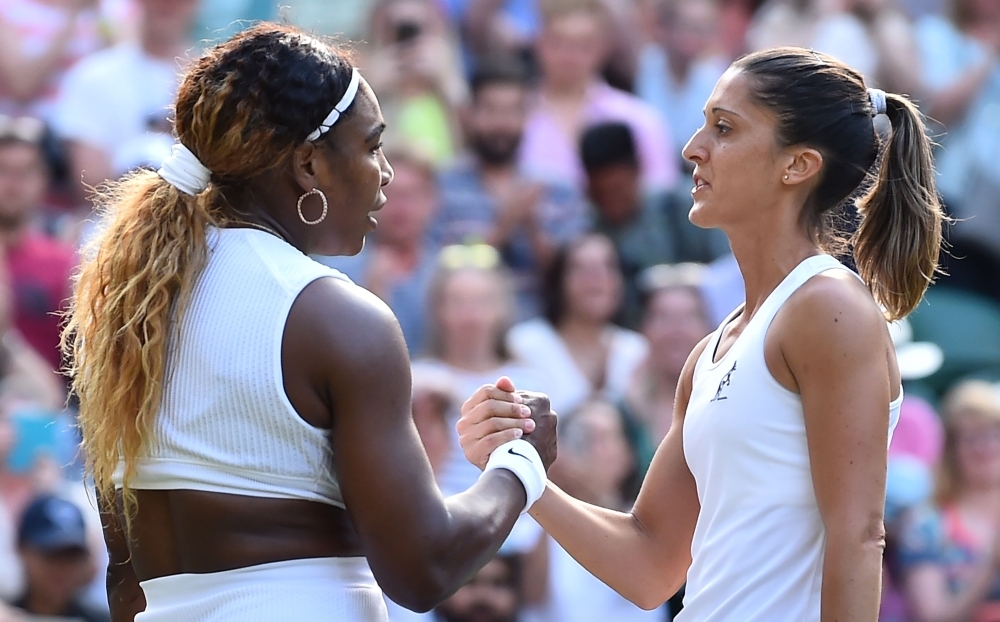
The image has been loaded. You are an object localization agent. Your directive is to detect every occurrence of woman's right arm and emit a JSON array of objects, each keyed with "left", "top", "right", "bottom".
[
  {"left": 460, "top": 335, "right": 710, "bottom": 610},
  {"left": 287, "top": 278, "right": 552, "bottom": 613}
]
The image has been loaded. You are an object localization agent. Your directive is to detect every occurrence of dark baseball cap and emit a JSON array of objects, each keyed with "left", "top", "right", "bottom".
[{"left": 17, "top": 495, "right": 88, "bottom": 553}]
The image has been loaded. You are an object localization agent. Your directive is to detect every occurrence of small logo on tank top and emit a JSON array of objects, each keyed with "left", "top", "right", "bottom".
[{"left": 711, "top": 361, "right": 738, "bottom": 402}]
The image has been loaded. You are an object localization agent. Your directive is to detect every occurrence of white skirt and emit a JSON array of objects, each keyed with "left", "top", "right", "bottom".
[{"left": 136, "top": 557, "right": 389, "bottom": 622}]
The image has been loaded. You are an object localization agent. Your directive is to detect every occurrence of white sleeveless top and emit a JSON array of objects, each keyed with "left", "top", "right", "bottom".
[
  {"left": 677, "top": 255, "right": 902, "bottom": 621},
  {"left": 112, "top": 228, "right": 351, "bottom": 508}
]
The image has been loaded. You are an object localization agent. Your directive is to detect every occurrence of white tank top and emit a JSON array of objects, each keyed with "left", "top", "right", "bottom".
[
  {"left": 678, "top": 255, "right": 902, "bottom": 621},
  {"left": 112, "top": 228, "right": 351, "bottom": 508}
]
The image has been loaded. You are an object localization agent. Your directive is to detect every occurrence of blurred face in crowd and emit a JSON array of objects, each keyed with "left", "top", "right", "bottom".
[
  {"left": 381, "top": 0, "right": 437, "bottom": 44},
  {"left": 437, "top": 268, "right": 509, "bottom": 361},
  {"left": 139, "top": 0, "right": 198, "bottom": 45},
  {"left": 411, "top": 390, "right": 451, "bottom": 471},
  {"left": 0, "top": 141, "right": 47, "bottom": 232},
  {"left": 586, "top": 163, "right": 641, "bottom": 226},
  {"left": 436, "top": 556, "right": 519, "bottom": 622},
  {"left": 563, "top": 235, "right": 623, "bottom": 325},
  {"left": 537, "top": 9, "right": 609, "bottom": 91},
  {"left": 951, "top": 412, "right": 1000, "bottom": 491},
  {"left": 658, "top": 0, "right": 718, "bottom": 63},
  {"left": 376, "top": 159, "right": 436, "bottom": 247},
  {"left": 683, "top": 69, "right": 787, "bottom": 231},
  {"left": 20, "top": 545, "right": 95, "bottom": 612},
  {"left": 642, "top": 286, "right": 711, "bottom": 381},
  {"left": 467, "top": 83, "right": 528, "bottom": 166},
  {"left": 572, "top": 403, "right": 633, "bottom": 496}
]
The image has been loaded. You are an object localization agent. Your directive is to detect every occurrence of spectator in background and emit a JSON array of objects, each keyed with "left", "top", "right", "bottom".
[
  {"left": 411, "top": 246, "right": 543, "bottom": 558},
  {"left": 0, "top": 403, "right": 24, "bottom": 604},
  {"left": 507, "top": 234, "right": 647, "bottom": 416},
  {"left": 0, "top": 116, "right": 75, "bottom": 373},
  {"left": 320, "top": 147, "right": 440, "bottom": 355},
  {"left": 635, "top": 0, "right": 728, "bottom": 162},
  {"left": 747, "top": 0, "right": 921, "bottom": 94},
  {"left": 0, "top": 245, "right": 63, "bottom": 411},
  {"left": 364, "top": 0, "right": 468, "bottom": 165},
  {"left": 11, "top": 495, "right": 105, "bottom": 622},
  {"left": 435, "top": 554, "right": 523, "bottom": 622},
  {"left": 434, "top": 58, "right": 586, "bottom": 319},
  {"left": 458, "top": 0, "right": 644, "bottom": 92},
  {"left": 0, "top": 0, "right": 109, "bottom": 122},
  {"left": 622, "top": 263, "right": 712, "bottom": 477},
  {"left": 519, "top": 0, "right": 678, "bottom": 192},
  {"left": 914, "top": 0, "right": 1000, "bottom": 303},
  {"left": 896, "top": 381, "right": 1000, "bottom": 621},
  {"left": 581, "top": 122, "right": 727, "bottom": 326},
  {"left": 53, "top": 0, "right": 197, "bottom": 195},
  {"left": 413, "top": 246, "right": 539, "bottom": 496},
  {"left": 524, "top": 401, "right": 664, "bottom": 622}
]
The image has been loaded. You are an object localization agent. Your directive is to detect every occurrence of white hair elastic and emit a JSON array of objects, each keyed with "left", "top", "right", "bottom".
[
  {"left": 868, "top": 88, "right": 887, "bottom": 116},
  {"left": 306, "top": 68, "right": 362, "bottom": 142},
  {"left": 157, "top": 143, "right": 211, "bottom": 196}
]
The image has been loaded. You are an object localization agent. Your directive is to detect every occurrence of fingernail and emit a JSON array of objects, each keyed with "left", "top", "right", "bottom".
[
  {"left": 519, "top": 405, "right": 531, "bottom": 416},
  {"left": 525, "top": 420, "right": 536, "bottom": 432},
  {"left": 514, "top": 429, "right": 523, "bottom": 438},
  {"left": 513, "top": 394, "right": 523, "bottom": 404}
]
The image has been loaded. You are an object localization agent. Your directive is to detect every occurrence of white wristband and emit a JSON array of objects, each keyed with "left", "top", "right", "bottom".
[{"left": 483, "top": 439, "right": 547, "bottom": 514}]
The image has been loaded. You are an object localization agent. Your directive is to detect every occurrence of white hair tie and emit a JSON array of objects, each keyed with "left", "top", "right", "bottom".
[
  {"left": 157, "top": 143, "right": 211, "bottom": 196},
  {"left": 868, "top": 88, "right": 887, "bottom": 116},
  {"left": 306, "top": 68, "right": 362, "bottom": 142}
]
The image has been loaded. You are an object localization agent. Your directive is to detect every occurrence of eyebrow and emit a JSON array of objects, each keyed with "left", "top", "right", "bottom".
[
  {"left": 366, "top": 123, "right": 387, "bottom": 142},
  {"left": 710, "top": 106, "right": 743, "bottom": 119}
]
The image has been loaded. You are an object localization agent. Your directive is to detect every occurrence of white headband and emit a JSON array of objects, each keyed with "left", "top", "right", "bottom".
[
  {"left": 868, "top": 88, "right": 887, "bottom": 116},
  {"left": 158, "top": 143, "right": 211, "bottom": 196},
  {"left": 306, "top": 68, "right": 362, "bottom": 142}
]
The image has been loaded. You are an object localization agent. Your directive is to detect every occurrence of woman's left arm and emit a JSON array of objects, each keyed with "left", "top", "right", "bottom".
[{"left": 779, "top": 275, "right": 896, "bottom": 622}]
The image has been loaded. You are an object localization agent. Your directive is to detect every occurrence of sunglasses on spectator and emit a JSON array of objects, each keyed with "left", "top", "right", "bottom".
[
  {"left": 438, "top": 243, "right": 501, "bottom": 271},
  {"left": 0, "top": 115, "right": 45, "bottom": 145}
]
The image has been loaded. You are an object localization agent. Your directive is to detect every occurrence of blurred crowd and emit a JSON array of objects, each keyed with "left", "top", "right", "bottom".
[{"left": 2, "top": 0, "right": 1000, "bottom": 620}]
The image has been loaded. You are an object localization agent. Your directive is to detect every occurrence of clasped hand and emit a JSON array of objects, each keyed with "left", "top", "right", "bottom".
[{"left": 457, "top": 376, "right": 557, "bottom": 471}]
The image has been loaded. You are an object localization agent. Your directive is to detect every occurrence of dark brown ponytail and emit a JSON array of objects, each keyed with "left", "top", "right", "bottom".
[{"left": 854, "top": 93, "right": 944, "bottom": 320}]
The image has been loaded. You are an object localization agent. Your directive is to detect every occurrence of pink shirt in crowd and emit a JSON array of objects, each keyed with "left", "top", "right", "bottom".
[
  {"left": 5, "top": 232, "right": 76, "bottom": 371},
  {"left": 518, "top": 81, "right": 679, "bottom": 192}
]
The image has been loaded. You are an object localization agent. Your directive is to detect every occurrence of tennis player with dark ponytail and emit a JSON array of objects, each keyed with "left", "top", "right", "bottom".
[
  {"left": 460, "top": 47, "right": 945, "bottom": 621},
  {"left": 63, "top": 24, "right": 555, "bottom": 622}
]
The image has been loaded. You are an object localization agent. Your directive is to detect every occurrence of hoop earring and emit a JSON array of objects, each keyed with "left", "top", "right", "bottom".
[{"left": 297, "top": 188, "right": 328, "bottom": 225}]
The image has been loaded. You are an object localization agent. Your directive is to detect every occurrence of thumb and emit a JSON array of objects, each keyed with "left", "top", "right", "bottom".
[{"left": 496, "top": 376, "right": 516, "bottom": 393}]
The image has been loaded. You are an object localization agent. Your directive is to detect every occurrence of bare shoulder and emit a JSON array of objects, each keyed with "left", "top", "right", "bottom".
[
  {"left": 282, "top": 278, "right": 410, "bottom": 416},
  {"left": 287, "top": 278, "right": 406, "bottom": 360},
  {"left": 775, "top": 269, "right": 890, "bottom": 365}
]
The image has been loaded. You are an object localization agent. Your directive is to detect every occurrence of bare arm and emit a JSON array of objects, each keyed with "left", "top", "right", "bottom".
[
  {"left": 779, "top": 275, "right": 896, "bottom": 622},
  {"left": 460, "top": 335, "right": 711, "bottom": 610},
  {"left": 98, "top": 493, "right": 145, "bottom": 622},
  {"left": 289, "top": 278, "right": 546, "bottom": 613}
]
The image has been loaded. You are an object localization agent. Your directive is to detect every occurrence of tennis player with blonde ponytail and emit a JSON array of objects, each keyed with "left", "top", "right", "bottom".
[
  {"left": 459, "top": 47, "right": 945, "bottom": 621},
  {"left": 63, "top": 24, "right": 556, "bottom": 622}
]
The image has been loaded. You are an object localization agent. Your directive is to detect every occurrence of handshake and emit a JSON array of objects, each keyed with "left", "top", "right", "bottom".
[{"left": 456, "top": 376, "right": 558, "bottom": 476}]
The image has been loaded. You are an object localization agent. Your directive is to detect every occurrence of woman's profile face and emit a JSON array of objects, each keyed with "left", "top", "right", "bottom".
[
  {"left": 563, "top": 236, "right": 623, "bottom": 324},
  {"left": 682, "top": 69, "right": 789, "bottom": 231},
  {"left": 953, "top": 414, "right": 1000, "bottom": 491},
  {"left": 308, "top": 80, "right": 394, "bottom": 256},
  {"left": 438, "top": 269, "right": 507, "bottom": 354}
]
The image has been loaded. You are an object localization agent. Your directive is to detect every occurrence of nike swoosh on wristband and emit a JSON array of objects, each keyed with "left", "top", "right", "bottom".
[{"left": 508, "top": 447, "right": 531, "bottom": 461}]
